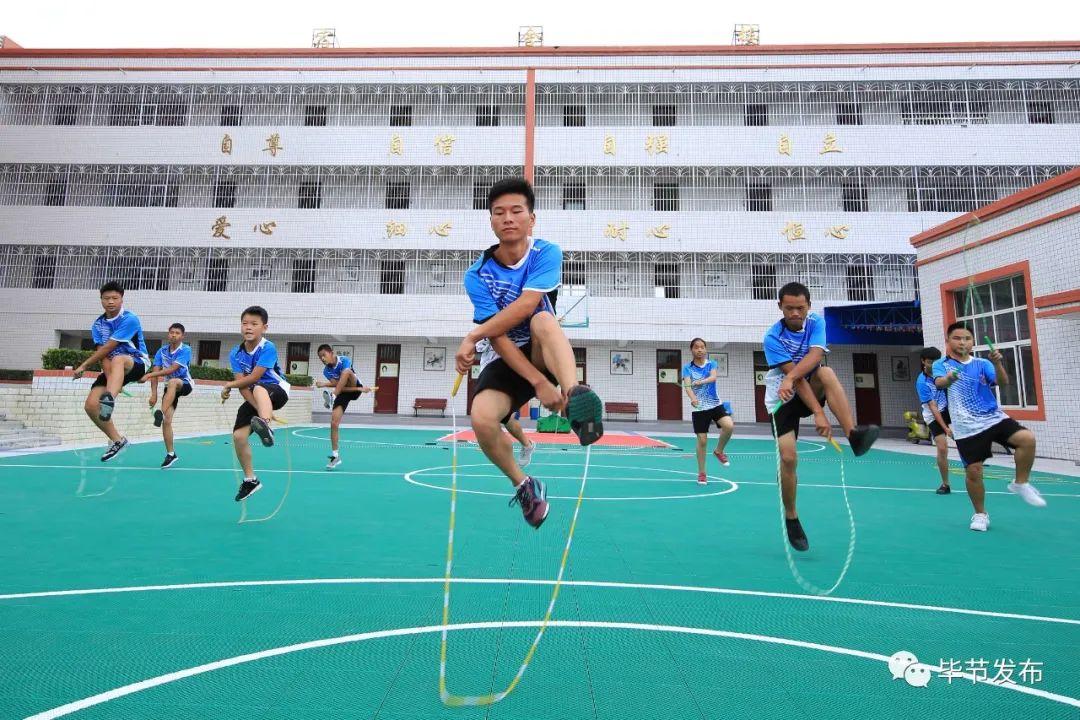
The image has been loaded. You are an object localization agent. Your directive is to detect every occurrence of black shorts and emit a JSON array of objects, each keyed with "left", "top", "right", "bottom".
[
  {"left": 770, "top": 390, "right": 826, "bottom": 439},
  {"left": 472, "top": 343, "right": 557, "bottom": 424},
  {"left": 332, "top": 392, "right": 354, "bottom": 411},
  {"left": 168, "top": 382, "right": 193, "bottom": 409},
  {"left": 928, "top": 409, "right": 952, "bottom": 440},
  {"left": 91, "top": 358, "right": 146, "bottom": 389},
  {"left": 955, "top": 418, "right": 1026, "bottom": 467},
  {"left": 692, "top": 404, "right": 731, "bottom": 434},
  {"left": 233, "top": 384, "right": 289, "bottom": 431}
]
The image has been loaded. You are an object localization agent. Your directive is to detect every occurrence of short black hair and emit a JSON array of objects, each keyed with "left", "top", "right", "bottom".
[
  {"left": 919, "top": 347, "right": 941, "bottom": 361},
  {"left": 317, "top": 344, "right": 334, "bottom": 355},
  {"left": 487, "top": 177, "right": 535, "bottom": 213},
  {"left": 241, "top": 305, "right": 268, "bottom": 324},
  {"left": 100, "top": 281, "right": 125, "bottom": 296},
  {"left": 778, "top": 281, "right": 810, "bottom": 304},
  {"left": 169, "top": 323, "right": 186, "bottom": 334},
  {"left": 690, "top": 337, "right": 706, "bottom": 349},
  {"left": 946, "top": 321, "right": 971, "bottom": 337}
]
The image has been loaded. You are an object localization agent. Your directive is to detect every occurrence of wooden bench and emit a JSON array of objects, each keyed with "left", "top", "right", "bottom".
[
  {"left": 604, "top": 401, "right": 640, "bottom": 422},
  {"left": 413, "top": 398, "right": 448, "bottom": 417}
]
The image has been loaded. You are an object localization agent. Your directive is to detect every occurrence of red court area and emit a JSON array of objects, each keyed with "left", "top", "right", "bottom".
[{"left": 437, "top": 429, "right": 673, "bottom": 448}]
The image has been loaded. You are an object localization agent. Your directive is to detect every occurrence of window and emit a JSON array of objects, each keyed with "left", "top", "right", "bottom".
[
  {"left": 385, "top": 181, "right": 410, "bottom": 210},
  {"left": 654, "top": 263, "right": 679, "bottom": 299},
  {"left": 298, "top": 181, "right": 322, "bottom": 209},
  {"left": 846, "top": 264, "right": 873, "bottom": 302},
  {"left": 1027, "top": 101, "right": 1054, "bottom": 124},
  {"left": 287, "top": 342, "right": 310, "bottom": 363},
  {"left": 842, "top": 183, "right": 869, "bottom": 212},
  {"left": 380, "top": 259, "right": 406, "bottom": 295},
  {"left": 213, "top": 181, "right": 237, "bottom": 209},
  {"left": 221, "top": 104, "right": 243, "bottom": 126},
  {"left": 653, "top": 182, "right": 679, "bottom": 212},
  {"left": 155, "top": 101, "right": 188, "bottom": 126},
  {"left": 304, "top": 105, "right": 328, "bottom": 126},
  {"left": 198, "top": 340, "right": 221, "bottom": 365},
  {"left": 109, "top": 102, "right": 139, "bottom": 126},
  {"left": 389, "top": 105, "right": 413, "bottom": 127},
  {"left": 563, "top": 260, "right": 586, "bottom": 295},
  {"left": 473, "top": 181, "right": 490, "bottom": 211},
  {"left": 745, "top": 103, "right": 768, "bottom": 126},
  {"left": 563, "top": 104, "right": 586, "bottom": 127},
  {"left": 562, "top": 182, "right": 586, "bottom": 210},
  {"left": 652, "top": 104, "right": 676, "bottom": 127},
  {"left": 751, "top": 264, "right": 776, "bottom": 301},
  {"left": 109, "top": 255, "right": 171, "bottom": 291},
  {"left": 747, "top": 183, "right": 772, "bottom": 212},
  {"left": 292, "top": 258, "right": 315, "bottom": 293},
  {"left": 32, "top": 254, "right": 57, "bottom": 289},
  {"left": 54, "top": 104, "right": 78, "bottom": 126},
  {"left": 836, "top": 102, "right": 862, "bottom": 126},
  {"left": 44, "top": 177, "right": 68, "bottom": 207},
  {"left": 952, "top": 274, "right": 1037, "bottom": 408},
  {"left": 476, "top": 105, "right": 500, "bottom": 127},
  {"left": 206, "top": 256, "right": 229, "bottom": 292}
]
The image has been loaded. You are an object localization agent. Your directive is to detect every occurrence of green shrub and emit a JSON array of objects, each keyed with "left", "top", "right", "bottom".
[
  {"left": 41, "top": 348, "right": 99, "bottom": 371},
  {"left": 285, "top": 374, "right": 313, "bottom": 387},
  {"left": 189, "top": 364, "right": 235, "bottom": 382},
  {"left": 0, "top": 369, "right": 33, "bottom": 382}
]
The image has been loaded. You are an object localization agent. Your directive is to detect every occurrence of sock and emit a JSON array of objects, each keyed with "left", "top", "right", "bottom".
[
  {"left": 244, "top": 477, "right": 257, "bottom": 483},
  {"left": 330, "top": 450, "right": 339, "bottom": 457}
]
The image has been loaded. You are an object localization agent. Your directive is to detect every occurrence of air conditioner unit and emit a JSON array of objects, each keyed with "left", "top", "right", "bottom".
[{"left": 289, "top": 361, "right": 309, "bottom": 375}]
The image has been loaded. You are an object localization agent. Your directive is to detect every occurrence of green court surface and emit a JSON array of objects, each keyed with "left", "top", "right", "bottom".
[{"left": 1, "top": 426, "right": 1078, "bottom": 719}]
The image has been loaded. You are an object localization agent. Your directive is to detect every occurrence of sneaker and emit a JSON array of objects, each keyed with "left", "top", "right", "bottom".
[
  {"left": 697, "top": 472, "right": 707, "bottom": 485},
  {"left": 936, "top": 484, "right": 951, "bottom": 495},
  {"left": 714, "top": 450, "right": 731, "bottom": 467},
  {"left": 518, "top": 442, "right": 535, "bottom": 468},
  {"left": 566, "top": 384, "right": 604, "bottom": 446},
  {"left": 161, "top": 453, "right": 179, "bottom": 469},
  {"left": 1007, "top": 482, "right": 1047, "bottom": 508},
  {"left": 785, "top": 517, "right": 809, "bottom": 552},
  {"left": 322, "top": 390, "right": 333, "bottom": 410},
  {"left": 99, "top": 392, "right": 116, "bottom": 422},
  {"left": 100, "top": 436, "right": 128, "bottom": 462},
  {"left": 970, "top": 512, "right": 990, "bottom": 532},
  {"left": 848, "top": 425, "right": 880, "bottom": 457},
  {"left": 235, "top": 478, "right": 262, "bottom": 502},
  {"left": 327, "top": 454, "right": 342, "bottom": 470},
  {"left": 153, "top": 409, "right": 164, "bottom": 428},
  {"left": 250, "top": 417, "right": 275, "bottom": 447},
  {"left": 509, "top": 476, "right": 550, "bottom": 529}
]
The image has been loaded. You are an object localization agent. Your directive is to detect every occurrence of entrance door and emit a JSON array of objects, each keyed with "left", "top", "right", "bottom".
[
  {"left": 852, "top": 352, "right": 882, "bottom": 426},
  {"left": 656, "top": 349, "right": 682, "bottom": 421},
  {"left": 374, "top": 344, "right": 401, "bottom": 414},
  {"left": 753, "top": 351, "right": 770, "bottom": 422}
]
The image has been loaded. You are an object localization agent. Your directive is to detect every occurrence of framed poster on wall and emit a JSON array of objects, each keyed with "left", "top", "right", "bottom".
[
  {"left": 610, "top": 350, "right": 633, "bottom": 375},
  {"left": 707, "top": 352, "right": 729, "bottom": 378}
]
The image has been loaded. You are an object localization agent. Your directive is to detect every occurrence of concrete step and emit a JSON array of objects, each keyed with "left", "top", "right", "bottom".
[{"left": 0, "top": 435, "right": 63, "bottom": 451}]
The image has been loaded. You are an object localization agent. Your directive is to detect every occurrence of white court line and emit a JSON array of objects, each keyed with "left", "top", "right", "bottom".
[
  {"left": 1, "top": 462, "right": 1077, "bottom": 498},
  {"left": 2, "top": 576, "right": 1077, "bottom": 626},
  {"left": 22, "top": 619, "right": 1080, "bottom": 719},
  {"left": 405, "top": 462, "right": 739, "bottom": 501}
]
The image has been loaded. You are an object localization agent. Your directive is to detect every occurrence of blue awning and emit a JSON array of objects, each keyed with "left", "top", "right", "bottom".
[{"left": 824, "top": 300, "right": 923, "bottom": 346}]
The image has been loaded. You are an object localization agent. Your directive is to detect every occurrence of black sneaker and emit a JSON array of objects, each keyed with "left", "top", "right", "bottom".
[
  {"left": 235, "top": 478, "right": 262, "bottom": 502},
  {"left": 785, "top": 517, "right": 809, "bottom": 552},
  {"left": 161, "top": 453, "right": 179, "bottom": 469},
  {"left": 250, "top": 417, "right": 274, "bottom": 447},
  {"left": 99, "top": 392, "right": 116, "bottom": 422},
  {"left": 100, "top": 437, "right": 128, "bottom": 462},
  {"left": 848, "top": 425, "right": 880, "bottom": 457},
  {"left": 153, "top": 409, "right": 164, "bottom": 428},
  {"left": 509, "top": 476, "right": 550, "bottom": 529},
  {"left": 936, "top": 484, "right": 951, "bottom": 495},
  {"left": 566, "top": 384, "right": 604, "bottom": 447}
]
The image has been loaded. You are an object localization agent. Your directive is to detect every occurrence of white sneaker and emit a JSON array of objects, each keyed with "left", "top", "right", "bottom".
[
  {"left": 1007, "top": 482, "right": 1047, "bottom": 507},
  {"left": 518, "top": 443, "right": 535, "bottom": 468},
  {"left": 322, "top": 390, "right": 333, "bottom": 409},
  {"left": 969, "top": 513, "right": 990, "bottom": 532},
  {"left": 326, "top": 455, "right": 341, "bottom": 470}
]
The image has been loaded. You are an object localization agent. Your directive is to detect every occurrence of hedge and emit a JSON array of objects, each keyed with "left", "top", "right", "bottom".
[
  {"left": 42, "top": 348, "right": 98, "bottom": 371},
  {"left": 39, "top": 350, "right": 312, "bottom": 386},
  {"left": 0, "top": 369, "right": 34, "bottom": 382}
]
